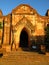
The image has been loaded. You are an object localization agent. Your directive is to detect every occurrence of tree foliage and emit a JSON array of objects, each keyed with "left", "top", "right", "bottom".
[
  {"left": 45, "top": 24, "right": 49, "bottom": 43},
  {"left": 0, "top": 22, "right": 3, "bottom": 29}
]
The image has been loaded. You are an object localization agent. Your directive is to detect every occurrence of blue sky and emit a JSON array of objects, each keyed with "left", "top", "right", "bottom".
[{"left": 0, "top": 0, "right": 49, "bottom": 16}]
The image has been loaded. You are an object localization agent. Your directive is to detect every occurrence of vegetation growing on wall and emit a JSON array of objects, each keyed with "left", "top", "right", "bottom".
[{"left": 0, "top": 22, "right": 3, "bottom": 29}]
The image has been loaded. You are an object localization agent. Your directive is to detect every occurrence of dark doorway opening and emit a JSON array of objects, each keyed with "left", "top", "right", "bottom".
[{"left": 19, "top": 30, "right": 28, "bottom": 48}]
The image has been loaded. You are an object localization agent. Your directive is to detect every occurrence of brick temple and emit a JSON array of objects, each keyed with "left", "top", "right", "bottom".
[{"left": 0, "top": 4, "right": 49, "bottom": 52}]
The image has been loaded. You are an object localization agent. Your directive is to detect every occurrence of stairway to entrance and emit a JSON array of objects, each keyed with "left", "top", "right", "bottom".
[{"left": 0, "top": 49, "right": 49, "bottom": 65}]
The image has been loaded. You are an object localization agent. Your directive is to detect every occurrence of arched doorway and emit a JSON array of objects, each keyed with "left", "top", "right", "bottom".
[{"left": 19, "top": 29, "right": 28, "bottom": 48}]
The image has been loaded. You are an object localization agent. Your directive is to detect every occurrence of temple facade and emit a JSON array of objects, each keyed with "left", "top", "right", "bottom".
[{"left": 0, "top": 4, "right": 49, "bottom": 52}]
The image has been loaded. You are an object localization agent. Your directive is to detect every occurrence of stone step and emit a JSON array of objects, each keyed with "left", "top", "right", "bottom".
[
  {"left": 0, "top": 50, "right": 49, "bottom": 65},
  {"left": 0, "top": 49, "right": 48, "bottom": 64}
]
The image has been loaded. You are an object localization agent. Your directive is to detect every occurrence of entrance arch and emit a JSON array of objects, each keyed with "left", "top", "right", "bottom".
[{"left": 19, "top": 28, "right": 29, "bottom": 48}]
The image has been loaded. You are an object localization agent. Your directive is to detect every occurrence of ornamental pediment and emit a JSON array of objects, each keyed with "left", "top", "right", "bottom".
[
  {"left": 12, "top": 4, "right": 37, "bottom": 15},
  {"left": 13, "top": 17, "right": 35, "bottom": 31}
]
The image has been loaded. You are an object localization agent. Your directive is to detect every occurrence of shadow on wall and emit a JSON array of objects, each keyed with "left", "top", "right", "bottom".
[{"left": 30, "top": 35, "right": 46, "bottom": 54}]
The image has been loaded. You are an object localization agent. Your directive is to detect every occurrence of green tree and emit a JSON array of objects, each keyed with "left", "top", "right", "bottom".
[
  {"left": 45, "top": 24, "right": 49, "bottom": 51},
  {"left": 0, "top": 22, "right": 3, "bottom": 29}
]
